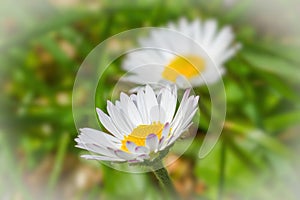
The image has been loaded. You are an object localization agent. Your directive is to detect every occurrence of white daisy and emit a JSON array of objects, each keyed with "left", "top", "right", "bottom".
[
  {"left": 75, "top": 85, "right": 199, "bottom": 163},
  {"left": 122, "top": 17, "right": 241, "bottom": 88}
]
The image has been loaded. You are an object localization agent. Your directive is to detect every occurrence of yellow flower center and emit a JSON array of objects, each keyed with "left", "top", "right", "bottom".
[
  {"left": 162, "top": 55, "right": 206, "bottom": 82},
  {"left": 121, "top": 122, "right": 164, "bottom": 152}
]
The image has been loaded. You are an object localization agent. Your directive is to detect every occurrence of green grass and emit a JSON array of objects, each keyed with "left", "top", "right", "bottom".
[{"left": 1, "top": 0, "right": 300, "bottom": 199}]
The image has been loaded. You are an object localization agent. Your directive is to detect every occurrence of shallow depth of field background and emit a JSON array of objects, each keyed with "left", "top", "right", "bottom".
[{"left": 1, "top": 0, "right": 300, "bottom": 199}]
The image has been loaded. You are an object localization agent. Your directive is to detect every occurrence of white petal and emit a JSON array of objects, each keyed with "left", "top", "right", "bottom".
[
  {"left": 127, "top": 159, "right": 140, "bottom": 163},
  {"left": 150, "top": 31, "right": 171, "bottom": 50},
  {"left": 161, "top": 135, "right": 174, "bottom": 149},
  {"left": 218, "top": 44, "right": 241, "bottom": 64},
  {"left": 126, "top": 141, "right": 137, "bottom": 153},
  {"left": 145, "top": 134, "right": 159, "bottom": 152},
  {"left": 150, "top": 105, "right": 160, "bottom": 122},
  {"left": 136, "top": 154, "right": 150, "bottom": 161},
  {"left": 145, "top": 85, "right": 158, "bottom": 121},
  {"left": 176, "top": 75, "right": 191, "bottom": 89},
  {"left": 81, "top": 155, "right": 125, "bottom": 162},
  {"left": 170, "top": 123, "right": 193, "bottom": 145},
  {"left": 127, "top": 154, "right": 150, "bottom": 163},
  {"left": 126, "top": 95, "right": 143, "bottom": 126},
  {"left": 107, "top": 101, "right": 132, "bottom": 134},
  {"left": 168, "top": 98, "right": 198, "bottom": 146},
  {"left": 173, "top": 96, "right": 197, "bottom": 133},
  {"left": 179, "top": 108, "right": 198, "bottom": 133},
  {"left": 211, "top": 26, "right": 234, "bottom": 57},
  {"left": 193, "top": 96, "right": 199, "bottom": 107},
  {"left": 130, "top": 94, "right": 137, "bottom": 103},
  {"left": 202, "top": 19, "right": 217, "bottom": 47},
  {"left": 77, "top": 128, "right": 120, "bottom": 148},
  {"left": 123, "top": 74, "right": 160, "bottom": 85},
  {"left": 158, "top": 106, "right": 166, "bottom": 123},
  {"left": 96, "top": 108, "right": 123, "bottom": 139},
  {"left": 171, "top": 89, "right": 191, "bottom": 130},
  {"left": 191, "top": 19, "right": 202, "bottom": 42},
  {"left": 76, "top": 143, "right": 116, "bottom": 157},
  {"left": 167, "top": 130, "right": 187, "bottom": 146},
  {"left": 159, "top": 86, "right": 177, "bottom": 122},
  {"left": 136, "top": 89, "right": 150, "bottom": 124},
  {"left": 167, "top": 22, "right": 177, "bottom": 30},
  {"left": 161, "top": 122, "right": 171, "bottom": 139},
  {"left": 114, "top": 150, "right": 137, "bottom": 160},
  {"left": 178, "top": 17, "right": 191, "bottom": 36},
  {"left": 158, "top": 136, "right": 166, "bottom": 150},
  {"left": 135, "top": 146, "right": 150, "bottom": 154}
]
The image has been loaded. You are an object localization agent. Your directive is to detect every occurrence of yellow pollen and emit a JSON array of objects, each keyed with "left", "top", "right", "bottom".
[
  {"left": 162, "top": 55, "right": 206, "bottom": 82},
  {"left": 121, "top": 122, "right": 164, "bottom": 152}
]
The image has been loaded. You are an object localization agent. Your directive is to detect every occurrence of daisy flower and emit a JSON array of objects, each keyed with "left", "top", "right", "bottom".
[
  {"left": 75, "top": 85, "right": 199, "bottom": 163},
  {"left": 122, "top": 17, "right": 241, "bottom": 88}
]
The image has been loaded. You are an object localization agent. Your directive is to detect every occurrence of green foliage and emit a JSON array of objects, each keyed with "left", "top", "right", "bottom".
[{"left": 1, "top": 0, "right": 300, "bottom": 199}]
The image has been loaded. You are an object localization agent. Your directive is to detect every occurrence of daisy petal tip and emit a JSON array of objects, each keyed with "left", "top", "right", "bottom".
[
  {"left": 106, "top": 100, "right": 113, "bottom": 106},
  {"left": 78, "top": 128, "right": 84, "bottom": 132},
  {"left": 147, "top": 133, "right": 157, "bottom": 139},
  {"left": 164, "top": 122, "right": 170, "bottom": 128},
  {"left": 194, "top": 95, "right": 200, "bottom": 103},
  {"left": 135, "top": 146, "right": 150, "bottom": 154},
  {"left": 128, "top": 159, "right": 140, "bottom": 164},
  {"left": 80, "top": 155, "right": 93, "bottom": 160},
  {"left": 126, "top": 141, "right": 137, "bottom": 152},
  {"left": 159, "top": 136, "right": 165, "bottom": 145},
  {"left": 184, "top": 88, "right": 191, "bottom": 96},
  {"left": 134, "top": 146, "right": 140, "bottom": 152}
]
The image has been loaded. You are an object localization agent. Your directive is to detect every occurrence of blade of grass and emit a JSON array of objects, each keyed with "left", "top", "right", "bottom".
[
  {"left": 0, "top": 131, "right": 32, "bottom": 200},
  {"left": 223, "top": 0, "right": 252, "bottom": 22},
  {"left": 226, "top": 136, "right": 260, "bottom": 172},
  {"left": 47, "top": 132, "right": 70, "bottom": 192},
  {"left": 241, "top": 50, "right": 300, "bottom": 83},
  {"left": 218, "top": 138, "right": 227, "bottom": 200},
  {"left": 1, "top": 10, "right": 92, "bottom": 52},
  {"left": 225, "top": 121, "right": 289, "bottom": 156},
  {"left": 39, "top": 35, "right": 76, "bottom": 68},
  {"left": 264, "top": 110, "right": 300, "bottom": 132}
]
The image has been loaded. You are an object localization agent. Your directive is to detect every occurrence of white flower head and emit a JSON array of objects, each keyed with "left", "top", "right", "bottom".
[
  {"left": 122, "top": 17, "right": 241, "bottom": 89},
  {"left": 75, "top": 85, "right": 199, "bottom": 163}
]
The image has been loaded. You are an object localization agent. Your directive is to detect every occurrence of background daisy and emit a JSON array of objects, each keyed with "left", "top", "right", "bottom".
[{"left": 122, "top": 17, "right": 241, "bottom": 88}]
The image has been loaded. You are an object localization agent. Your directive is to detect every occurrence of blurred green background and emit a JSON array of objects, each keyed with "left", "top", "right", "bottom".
[{"left": 1, "top": 0, "right": 300, "bottom": 199}]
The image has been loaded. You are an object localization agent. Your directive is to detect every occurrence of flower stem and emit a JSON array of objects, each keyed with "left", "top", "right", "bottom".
[{"left": 152, "top": 161, "right": 179, "bottom": 199}]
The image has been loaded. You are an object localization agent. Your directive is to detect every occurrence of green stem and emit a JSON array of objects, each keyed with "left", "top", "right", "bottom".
[{"left": 152, "top": 161, "right": 179, "bottom": 199}]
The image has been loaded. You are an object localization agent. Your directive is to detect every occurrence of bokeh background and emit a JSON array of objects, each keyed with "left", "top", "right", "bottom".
[{"left": 1, "top": 0, "right": 300, "bottom": 199}]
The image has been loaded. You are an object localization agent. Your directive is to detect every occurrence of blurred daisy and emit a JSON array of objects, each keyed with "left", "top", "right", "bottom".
[
  {"left": 122, "top": 18, "right": 241, "bottom": 88},
  {"left": 75, "top": 85, "right": 198, "bottom": 163}
]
